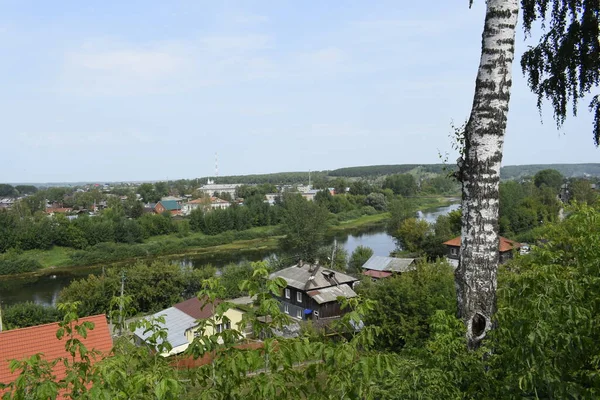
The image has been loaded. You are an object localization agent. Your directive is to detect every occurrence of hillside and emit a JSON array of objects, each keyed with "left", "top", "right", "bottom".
[
  {"left": 199, "top": 163, "right": 600, "bottom": 185},
  {"left": 499, "top": 163, "right": 600, "bottom": 180}
]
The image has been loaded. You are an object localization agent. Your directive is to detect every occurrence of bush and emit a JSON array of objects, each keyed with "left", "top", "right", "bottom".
[
  {"left": 0, "top": 255, "right": 42, "bottom": 275},
  {"left": 3, "top": 302, "right": 62, "bottom": 329}
]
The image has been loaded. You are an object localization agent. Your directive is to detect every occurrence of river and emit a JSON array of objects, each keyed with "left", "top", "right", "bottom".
[{"left": 0, "top": 203, "right": 459, "bottom": 307}]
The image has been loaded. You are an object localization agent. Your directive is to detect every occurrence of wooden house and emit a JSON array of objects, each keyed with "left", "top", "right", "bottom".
[
  {"left": 269, "top": 262, "right": 359, "bottom": 321},
  {"left": 443, "top": 236, "right": 522, "bottom": 266}
]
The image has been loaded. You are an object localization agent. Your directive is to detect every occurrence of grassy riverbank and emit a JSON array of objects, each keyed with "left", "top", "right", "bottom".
[{"left": 3, "top": 196, "right": 457, "bottom": 278}]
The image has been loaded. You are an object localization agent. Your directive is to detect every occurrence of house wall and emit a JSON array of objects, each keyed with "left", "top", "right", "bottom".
[
  {"left": 276, "top": 286, "right": 350, "bottom": 320},
  {"left": 184, "top": 308, "right": 246, "bottom": 343},
  {"left": 154, "top": 203, "right": 165, "bottom": 214},
  {"left": 446, "top": 245, "right": 514, "bottom": 264}
]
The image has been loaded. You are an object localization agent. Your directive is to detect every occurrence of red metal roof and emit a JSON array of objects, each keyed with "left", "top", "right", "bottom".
[
  {"left": 443, "top": 236, "right": 522, "bottom": 252},
  {"left": 0, "top": 315, "right": 112, "bottom": 396},
  {"left": 362, "top": 270, "right": 393, "bottom": 279},
  {"left": 173, "top": 297, "right": 220, "bottom": 320}
]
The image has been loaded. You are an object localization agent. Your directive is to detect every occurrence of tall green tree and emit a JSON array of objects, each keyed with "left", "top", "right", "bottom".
[
  {"left": 533, "top": 168, "right": 564, "bottom": 191},
  {"left": 382, "top": 174, "right": 418, "bottom": 196},
  {"left": 279, "top": 194, "right": 329, "bottom": 263},
  {"left": 348, "top": 245, "right": 374, "bottom": 274},
  {"left": 569, "top": 178, "right": 598, "bottom": 204}
]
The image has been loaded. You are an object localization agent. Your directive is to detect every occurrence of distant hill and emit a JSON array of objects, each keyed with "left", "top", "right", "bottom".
[
  {"left": 328, "top": 164, "right": 448, "bottom": 177},
  {"left": 499, "top": 163, "right": 600, "bottom": 179},
  {"left": 203, "top": 163, "right": 600, "bottom": 185}
]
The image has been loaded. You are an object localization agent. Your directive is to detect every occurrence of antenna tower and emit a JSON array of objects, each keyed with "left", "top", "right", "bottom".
[{"left": 215, "top": 152, "right": 219, "bottom": 178}]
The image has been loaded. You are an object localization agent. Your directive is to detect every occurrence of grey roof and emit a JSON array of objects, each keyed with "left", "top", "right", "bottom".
[
  {"left": 133, "top": 307, "right": 197, "bottom": 349},
  {"left": 361, "top": 255, "right": 416, "bottom": 273},
  {"left": 270, "top": 263, "right": 358, "bottom": 291},
  {"left": 228, "top": 295, "right": 256, "bottom": 306},
  {"left": 307, "top": 284, "right": 357, "bottom": 304}
]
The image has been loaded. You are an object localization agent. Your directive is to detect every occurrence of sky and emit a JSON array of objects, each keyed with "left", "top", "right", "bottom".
[{"left": 0, "top": 1, "right": 598, "bottom": 183}]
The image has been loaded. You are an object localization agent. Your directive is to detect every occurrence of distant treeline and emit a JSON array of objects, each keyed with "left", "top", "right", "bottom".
[
  {"left": 197, "top": 163, "right": 600, "bottom": 185},
  {"left": 499, "top": 163, "right": 600, "bottom": 180},
  {"left": 198, "top": 172, "right": 328, "bottom": 185},
  {"left": 328, "top": 164, "right": 448, "bottom": 177}
]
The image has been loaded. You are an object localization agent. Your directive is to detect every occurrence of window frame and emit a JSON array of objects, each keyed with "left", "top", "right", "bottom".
[
  {"left": 285, "top": 288, "right": 291, "bottom": 299},
  {"left": 296, "top": 291, "right": 302, "bottom": 303},
  {"left": 284, "top": 303, "right": 289, "bottom": 314}
]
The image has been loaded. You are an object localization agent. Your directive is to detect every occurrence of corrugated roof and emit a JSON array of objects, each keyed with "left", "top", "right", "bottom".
[
  {"left": 157, "top": 200, "right": 182, "bottom": 211},
  {"left": 270, "top": 263, "right": 358, "bottom": 291},
  {"left": 133, "top": 307, "right": 197, "bottom": 350},
  {"left": 361, "top": 255, "right": 416, "bottom": 273},
  {"left": 443, "top": 236, "right": 522, "bottom": 252},
  {"left": 0, "top": 315, "right": 112, "bottom": 393},
  {"left": 307, "top": 284, "right": 357, "bottom": 304}
]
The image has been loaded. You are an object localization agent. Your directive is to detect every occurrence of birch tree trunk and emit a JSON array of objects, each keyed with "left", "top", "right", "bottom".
[{"left": 456, "top": 0, "right": 519, "bottom": 349}]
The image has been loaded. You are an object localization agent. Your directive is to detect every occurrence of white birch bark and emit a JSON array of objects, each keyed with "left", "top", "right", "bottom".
[{"left": 456, "top": 0, "right": 519, "bottom": 349}]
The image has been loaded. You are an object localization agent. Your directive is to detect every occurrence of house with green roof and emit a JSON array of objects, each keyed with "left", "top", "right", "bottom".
[{"left": 154, "top": 200, "right": 182, "bottom": 215}]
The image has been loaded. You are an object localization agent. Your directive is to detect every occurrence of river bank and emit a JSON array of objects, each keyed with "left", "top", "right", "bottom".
[
  {"left": 0, "top": 212, "right": 391, "bottom": 282},
  {"left": 1, "top": 196, "right": 457, "bottom": 281},
  {"left": 0, "top": 201, "right": 460, "bottom": 306}
]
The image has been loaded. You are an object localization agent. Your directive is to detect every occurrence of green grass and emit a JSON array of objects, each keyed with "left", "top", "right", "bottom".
[
  {"left": 330, "top": 213, "right": 390, "bottom": 230},
  {"left": 20, "top": 247, "right": 73, "bottom": 268},
  {"left": 11, "top": 201, "right": 457, "bottom": 276}
]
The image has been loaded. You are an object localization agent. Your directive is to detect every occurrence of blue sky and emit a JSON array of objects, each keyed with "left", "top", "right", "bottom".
[{"left": 1, "top": 1, "right": 597, "bottom": 183}]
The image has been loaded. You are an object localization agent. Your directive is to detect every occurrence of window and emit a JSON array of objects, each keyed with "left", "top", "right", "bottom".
[
  {"left": 451, "top": 248, "right": 458, "bottom": 256},
  {"left": 284, "top": 303, "right": 289, "bottom": 314},
  {"left": 285, "top": 288, "right": 291, "bottom": 299},
  {"left": 216, "top": 321, "right": 232, "bottom": 334},
  {"left": 296, "top": 291, "right": 302, "bottom": 303},
  {"left": 296, "top": 309, "right": 303, "bottom": 319}
]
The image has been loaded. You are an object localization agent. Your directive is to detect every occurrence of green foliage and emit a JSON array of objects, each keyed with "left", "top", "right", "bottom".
[
  {"left": 316, "top": 244, "right": 348, "bottom": 271},
  {"left": 329, "top": 164, "right": 446, "bottom": 177},
  {"left": 387, "top": 196, "right": 415, "bottom": 234},
  {"left": 360, "top": 260, "right": 456, "bottom": 351},
  {"left": 395, "top": 218, "right": 429, "bottom": 253},
  {"left": 569, "top": 178, "right": 598, "bottom": 204},
  {"left": 14, "top": 185, "right": 37, "bottom": 195},
  {"left": 500, "top": 163, "right": 600, "bottom": 180},
  {"left": 3, "top": 302, "right": 62, "bottom": 329},
  {"left": 533, "top": 168, "right": 564, "bottom": 191},
  {"left": 219, "top": 261, "right": 255, "bottom": 298},
  {"left": 0, "top": 184, "right": 17, "bottom": 197},
  {"left": 278, "top": 194, "right": 329, "bottom": 262},
  {"left": 499, "top": 179, "right": 561, "bottom": 238},
  {"left": 488, "top": 204, "right": 600, "bottom": 398},
  {"left": 521, "top": 0, "right": 600, "bottom": 144},
  {"left": 348, "top": 245, "right": 374, "bottom": 273},
  {"left": 0, "top": 254, "right": 42, "bottom": 275},
  {"left": 59, "top": 260, "right": 217, "bottom": 316},
  {"left": 419, "top": 175, "right": 460, "bottom": 195},
  {"left": 365, "top": 192, "right": 387, "bottom": 211},
  {"left": 383, "top": 174, "right": 418, "bottom": 196}
]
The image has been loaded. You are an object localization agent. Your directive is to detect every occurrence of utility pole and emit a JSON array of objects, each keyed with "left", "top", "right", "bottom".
[{"left": 330, "top": 238, "right": 337, "bottom": 270}]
